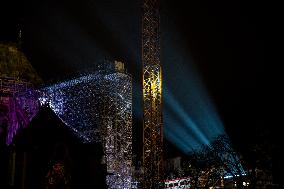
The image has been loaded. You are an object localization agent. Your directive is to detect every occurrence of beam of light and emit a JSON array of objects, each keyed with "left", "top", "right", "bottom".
[
  {"left": 165, "top": 90, "right": 210, "bottom": 145},
  {"left": 163, "top": 72, "right": 225, "bottom": 153},
  {"left": 162, "top": 15, "right": 226, "bottom": 153},
  {"left": 164, "top": 99, "right": 208, "bottom": 153},
  {"left": 160, "top": 16, "right": 246, "bottom": 178},
  {"left": 164, "top": 123, "right": 201, "bottom": 153}
]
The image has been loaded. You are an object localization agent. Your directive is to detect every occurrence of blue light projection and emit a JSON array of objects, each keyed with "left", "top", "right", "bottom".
[
  {"left": 163, "top": 64, "right": 246, "bottom": 176},
  {"left": 163, "top": 56, "right": 226, "bottom": 153},
  {"left": 162, "top": 21, "right": 225, "bottom": 153}
]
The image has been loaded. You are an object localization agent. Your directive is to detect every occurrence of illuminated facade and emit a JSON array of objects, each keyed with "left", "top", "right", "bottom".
[
  {"left": 41, "top": 60, "right": 132, "bottom": 189},
  {"left": 142, "top": 0, "right": 164, "bottom": 188},
  {"left": 0, "top": 43, "right": 41, "bottom": 145}
]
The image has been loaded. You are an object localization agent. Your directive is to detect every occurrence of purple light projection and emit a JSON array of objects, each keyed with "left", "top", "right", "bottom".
[{"left": 0, "top": 77, "right": 40, "bottom": 145}]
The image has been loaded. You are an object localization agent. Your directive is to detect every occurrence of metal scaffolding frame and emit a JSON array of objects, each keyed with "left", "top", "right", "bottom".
[{"left": 142, "top": 0, "right": 163, "bottom": 188}]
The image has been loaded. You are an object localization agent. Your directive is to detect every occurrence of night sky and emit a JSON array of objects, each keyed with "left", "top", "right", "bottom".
[{"left": 1, "top": 0, "right": 273, "bottom": 160}]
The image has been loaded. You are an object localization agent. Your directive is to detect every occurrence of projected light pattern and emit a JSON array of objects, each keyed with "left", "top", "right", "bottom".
[
  {"left": 40, "top": 61, "right": 132, "bottom": 189},
  {"left": 0, "top": 77, "right": 40, "bottom": 145}
]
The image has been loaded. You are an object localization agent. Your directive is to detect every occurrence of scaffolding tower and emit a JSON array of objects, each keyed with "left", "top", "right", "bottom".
[{"left": 142, "top": 0, "right": 163, "bottom": 188}]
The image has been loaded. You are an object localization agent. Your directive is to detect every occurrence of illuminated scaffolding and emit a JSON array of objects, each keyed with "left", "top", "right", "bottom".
[
  {"left": 0, "top": 43, "right": 41, "bottom": 145},
  {"left": 41, "top": 60, "right": 132, "bottom": 189},
  {"left": 142, "top": 0, "right": 163, "bottom": 188}
]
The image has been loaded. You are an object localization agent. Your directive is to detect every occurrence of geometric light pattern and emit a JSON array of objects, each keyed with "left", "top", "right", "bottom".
[
  {"left": 40, "top": 60, "right": 132, "bottom": 189},
  {"left": 142, "top": 0, "right": 164, "bottom": 188}
]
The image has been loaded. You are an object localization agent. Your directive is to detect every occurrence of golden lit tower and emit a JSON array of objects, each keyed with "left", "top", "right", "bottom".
[{"left": 142, "top": 0, "right": 163, "bottom": 188}]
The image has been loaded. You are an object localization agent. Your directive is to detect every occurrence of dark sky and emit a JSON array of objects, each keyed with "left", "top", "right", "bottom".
[{"left": 1, "top": 0, "right": 273, "bottom": 159}]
